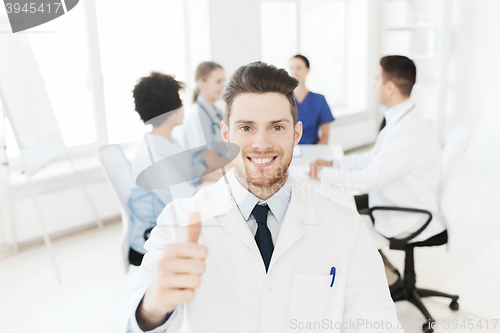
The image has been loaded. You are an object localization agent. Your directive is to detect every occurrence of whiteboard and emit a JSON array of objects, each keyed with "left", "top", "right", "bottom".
[{"left": 0, "top": 21, "right": 66, "bottom": 175}]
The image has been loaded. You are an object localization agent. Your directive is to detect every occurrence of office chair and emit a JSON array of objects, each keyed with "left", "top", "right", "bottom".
[
  {"left": 367, "top": 127, "right": 471, "bottom": 333},
  {"left": 98, "top": 144, "right": 135, "bottom": 274}
]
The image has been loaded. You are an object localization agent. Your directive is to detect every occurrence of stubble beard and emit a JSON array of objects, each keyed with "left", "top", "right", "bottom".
[{"left": 234, "top": 149, "right": 293, "bottom": 200}]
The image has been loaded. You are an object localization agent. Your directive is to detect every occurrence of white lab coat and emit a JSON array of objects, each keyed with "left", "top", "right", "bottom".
[
  {"left": 118, "top": 176, "right": 403, "bottom": 333},
  {"left": 318, "top": 100, "right": 446, "bottom": 247}
]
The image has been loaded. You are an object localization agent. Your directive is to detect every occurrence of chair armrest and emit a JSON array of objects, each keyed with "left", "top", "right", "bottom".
[{"left": 368, "top": 206, "right": 433, "bottom": 249}]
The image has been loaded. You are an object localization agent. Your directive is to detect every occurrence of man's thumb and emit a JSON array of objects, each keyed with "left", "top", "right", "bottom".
[{"left": 186, "top": 212, "right": 202, "bottom": 243}]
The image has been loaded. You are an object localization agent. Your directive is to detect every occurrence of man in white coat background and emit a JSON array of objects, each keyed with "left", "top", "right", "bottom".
[
  {"left": 309, "top": 56, "right": 446, "bottom": 296},
  {"left": 119, "top": 61, "right": 404, "bottom": 333}
]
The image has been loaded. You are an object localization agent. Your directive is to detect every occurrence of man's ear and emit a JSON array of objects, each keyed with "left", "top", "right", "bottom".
[
  {"left": 293, "top": 121, "right": 303, "bottom": 146},
  {"left": 221, "top": 121, "right": 230, "bottom": 142},
  {"left": 387, "top": 80, "right": 397, "bottom": 95}
]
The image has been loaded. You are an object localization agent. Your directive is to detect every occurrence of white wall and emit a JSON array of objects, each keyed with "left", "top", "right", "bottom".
[
  {"left": 460, "top": 0, "right": 500, "bottom": 165},
  {"left": 440, "top": 0, "right": 500, "bottom": 165},
  {"left": 208, "top": 0, "right": 261, "bottom": 77},
  {"left": 184, "top": 0, "right": 212, "bottom": 86}
]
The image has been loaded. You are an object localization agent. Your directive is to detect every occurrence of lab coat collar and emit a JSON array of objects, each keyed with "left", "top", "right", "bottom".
[
  {"left": 188, "top": 170, "right": 320, "bottom": 271},
  {"left": 384, "top": 99, "right": 415, "bottom": 126},
  {"left": 227, "top": 168, "right": 292, "bottom": 223},
  {"left": 198, "top": 169, "right": 319, "bottom": 227}
]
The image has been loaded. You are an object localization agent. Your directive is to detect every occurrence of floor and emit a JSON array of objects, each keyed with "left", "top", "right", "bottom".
[{"left": 0, "top": 157, "right": 499, "bottom": 333}]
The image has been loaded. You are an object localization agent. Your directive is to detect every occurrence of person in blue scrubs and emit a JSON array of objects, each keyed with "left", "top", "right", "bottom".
[{"left": 289, "top": 54, "right": 334, "bottom": 144}]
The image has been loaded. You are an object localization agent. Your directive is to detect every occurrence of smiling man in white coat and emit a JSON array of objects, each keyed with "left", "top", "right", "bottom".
[{"left": 120, "top": 62, "right": 403, "bottom": 333}]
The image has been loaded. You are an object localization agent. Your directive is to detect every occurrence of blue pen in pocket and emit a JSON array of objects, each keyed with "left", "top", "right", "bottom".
[{"left": 330, "top": 267, "right": 336, "bottom": 287}]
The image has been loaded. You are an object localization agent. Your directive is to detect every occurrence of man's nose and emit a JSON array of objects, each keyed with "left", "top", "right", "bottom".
[{"left": 251, "top": 130, "right": 273, "bottom": 151}]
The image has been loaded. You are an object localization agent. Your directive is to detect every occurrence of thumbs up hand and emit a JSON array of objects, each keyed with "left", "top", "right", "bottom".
[{"left": 137, "top": 213, "right": 207, "bottom": 331}]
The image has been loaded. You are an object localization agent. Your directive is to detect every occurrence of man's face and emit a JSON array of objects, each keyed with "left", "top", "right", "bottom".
[
  {"left": 221, "top": 93, "right": 302, "bottom": 191},
  {"left": 374, "top": 66, "right": 389, "bottom": 104}
]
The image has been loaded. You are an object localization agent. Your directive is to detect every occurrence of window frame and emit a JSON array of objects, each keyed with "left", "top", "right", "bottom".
[
  {"left": 259, "top": 0, "right": 380, "bottom": 119},
  {"left": 2, "top": 0, "right": 190, "bottom": 173}
]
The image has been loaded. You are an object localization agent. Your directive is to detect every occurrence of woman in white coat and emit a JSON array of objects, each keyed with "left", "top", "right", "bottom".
[{"left": 183, "top": 62, "right": 233, "bottom": 181}]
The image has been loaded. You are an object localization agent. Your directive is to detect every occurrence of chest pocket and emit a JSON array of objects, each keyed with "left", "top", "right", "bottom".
[{"left": 288, "top": 273, "right": 344, "bottom": 332}]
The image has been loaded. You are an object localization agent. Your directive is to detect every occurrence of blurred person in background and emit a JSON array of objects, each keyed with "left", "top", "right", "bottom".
[
  {"left": 289, "top": 54, "right": 334, "bottom": 144},
  {"left": 309, "top": 56, "right": 445, "bottom": 297},
  {"left": 128, "top": 72, "right": 207, "bottom": 266},
  {"left": 183, "top": 61, "right": 233, "bottom": 180}
]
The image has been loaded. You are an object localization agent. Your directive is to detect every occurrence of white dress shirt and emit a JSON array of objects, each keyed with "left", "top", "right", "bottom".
[
  {"left": 318, "top": 99, "right": 446, "bottom": 245},
  {"left": 227, "top": 169, "right": 292, "bottom": 245}
]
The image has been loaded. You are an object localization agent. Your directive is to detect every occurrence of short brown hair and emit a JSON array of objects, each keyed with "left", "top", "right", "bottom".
[
  {"left": 380, "top": 55, "right": 416, "bottom": 96},
  {"left": 222, "top": 61, "right": 299, "bottom": 126}
]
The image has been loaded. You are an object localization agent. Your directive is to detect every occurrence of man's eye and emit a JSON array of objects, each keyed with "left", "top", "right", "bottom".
[
  {"left": 273, "top": 125, "right": 283, "bottom": 131},
  {"left": 241, "top": 126, "right": 251, "bottom": 132}
]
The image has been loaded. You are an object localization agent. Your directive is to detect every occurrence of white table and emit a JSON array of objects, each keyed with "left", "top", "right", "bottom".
[{"left": 289, "top": 144, "right": 356, "bottom": 211}]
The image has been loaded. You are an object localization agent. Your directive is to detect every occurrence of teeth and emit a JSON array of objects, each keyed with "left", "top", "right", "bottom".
[{"left": 252, "top": 157, "right": 273, "bottom": 164}]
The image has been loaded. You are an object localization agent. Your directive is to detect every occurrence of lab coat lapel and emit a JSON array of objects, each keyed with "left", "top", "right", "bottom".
[
  {"left": 199, "top": 176, "right": 322, "bottom": 270},
  {"left": 200, "top": 178, "right": 261, "bottom": 257},
  {"left": 269, "top": 178, "right": 320, "bottom": 271},
  {"left": 220, "top": 205, "right": 261, "bottom": 257}
]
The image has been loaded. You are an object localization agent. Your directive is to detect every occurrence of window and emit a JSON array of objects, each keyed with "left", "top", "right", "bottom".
[
  {"left": 2, "top": 1, "right": 189, "bottom": 164},
  {"left": 260, "top": 0, "right": 371, "bottom": 117},
  {"left": 299, "top": 0, "right": 345, "bottom": 107},
  {"left": 24, "top": 4, "right": 95, "bottom": 148},
  {"left": 260, "top": 0, "right": 346, "bottom": 108},
  {"left": 260, "top": 2, "right": 297, "bottom": 72},
  {"left": 95, "top": 0, "right": 187, "bottom": 144},
  {"left": 381, "top": 0, "right": 445, "bottom": 123}
]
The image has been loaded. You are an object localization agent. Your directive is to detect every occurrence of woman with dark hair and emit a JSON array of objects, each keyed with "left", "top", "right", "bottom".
[
  {"left": 289, "top": 54, "right": 334, "bottom": 144},
  {"left": 183, "top": 62, "right": 232, "bottom": 180},
  {"left": 128, "top": 72, "right": 206, "bottom": 266}
]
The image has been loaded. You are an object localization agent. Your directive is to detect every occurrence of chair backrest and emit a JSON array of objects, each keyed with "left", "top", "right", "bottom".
[
  {"left": 98, "top": 144, "right": 135, "bottom": 273},
  {"left": 98, "top": 145, "right": 135, "bottom": 209},
  {"left": 438, "top": 126, "right": 471, "bottom": 251}
]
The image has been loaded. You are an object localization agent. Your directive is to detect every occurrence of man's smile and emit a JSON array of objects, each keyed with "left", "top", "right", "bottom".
[{"left": 246, "top": 155, "right": 278, "bottom": 167}]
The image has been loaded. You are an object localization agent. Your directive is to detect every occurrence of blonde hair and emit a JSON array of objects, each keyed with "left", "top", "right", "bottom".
[{"left": 193, "top": 61, "right": 223, "bottom": 103}]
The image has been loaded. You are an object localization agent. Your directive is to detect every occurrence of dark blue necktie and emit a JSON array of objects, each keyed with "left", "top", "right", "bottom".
[
  {"left": 252, "top": 204, "right": 273, "bottom": 272},
  {"left": 379, "top": 117, "right": 386, "bottom": 132}
]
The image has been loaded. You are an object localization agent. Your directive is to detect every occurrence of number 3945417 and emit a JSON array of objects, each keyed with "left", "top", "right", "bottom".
[{"left": 5, "top": 3, "right": 63, "bottom": 14}]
